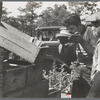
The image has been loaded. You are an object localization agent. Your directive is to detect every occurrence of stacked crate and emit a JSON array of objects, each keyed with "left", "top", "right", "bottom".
[
  {"left": 0, "top": 48, "right": 49, "bottom": 98},
  {"left": 0, "top": 22, "right": 49, "bottom": 97},
  {"left": 0, "top": 22, "right": 61, "bottom": 98},
  {"left": 0, "top": 47, "right": 61, "bottom": 98}
]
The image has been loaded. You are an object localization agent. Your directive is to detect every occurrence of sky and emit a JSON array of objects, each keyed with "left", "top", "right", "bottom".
[
  {"left": 3, "top": 1, "right": 68, "bottom": 17},
  {"left": 3, "top": 1, "right": 100, "bottom": 19}
]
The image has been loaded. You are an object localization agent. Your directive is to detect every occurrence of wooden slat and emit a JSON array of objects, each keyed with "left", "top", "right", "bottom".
[
  {"left": 0, "top": 26, "right": 40, "bottom": 63},
  {"left": 0, "top": 36, "right": 38, "bottom": 63},
  {"left": 42, "top": 41, "right": 60, "bottom": 47},
  {"left": 1, "top": 21, "right": 31, "bottom": 42},
  {"left": 0, "top": 26, "right": 39, "bottom": 53}
]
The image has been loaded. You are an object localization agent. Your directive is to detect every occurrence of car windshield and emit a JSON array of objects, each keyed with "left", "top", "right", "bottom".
[{"left": 35, "top": 26, "right": 62, "bottom": 41}]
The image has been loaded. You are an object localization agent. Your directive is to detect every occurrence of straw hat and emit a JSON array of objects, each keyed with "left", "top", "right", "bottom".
[{"left": 56, "top": 27, "right": 72, "bottom": 38}]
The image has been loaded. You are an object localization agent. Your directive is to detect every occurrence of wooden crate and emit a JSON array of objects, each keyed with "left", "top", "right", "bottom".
[
  {"left": 0, "top": 25, "right": 41, "bottom": 63},
  {"left": 0, "top": 65, "right": 26, "bottom": 97},
  {"left": 48, "top": 89, "right": 61, "bottom": 98},
  {"left": 26, "top": 64, "right": 43, "bottom": 85},
  {"left": 18, "top": 79, "right": 49, "bottom": 98},
  {"left": 1, "top": 63, "right": 44, "bottom": 98},
  {"left": 0, "top": 23, "right": 49, "bottom": 64}
]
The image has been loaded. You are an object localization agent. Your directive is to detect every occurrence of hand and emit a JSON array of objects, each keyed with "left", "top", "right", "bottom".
[{"left": 68, "top": 34, "right": 83, "bottom": 43}]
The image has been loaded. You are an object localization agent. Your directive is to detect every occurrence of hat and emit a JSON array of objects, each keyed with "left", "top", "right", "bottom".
[
  {"left": 56, "top": 27, "right": 72, "bottom": 38},
  {"left": 86, "top": 12, "right": 100, "bottom": 22}
]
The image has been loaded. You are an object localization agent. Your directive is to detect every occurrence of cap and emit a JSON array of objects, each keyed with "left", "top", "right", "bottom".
[
  {"left": 56, "top": 27, "right": 72, "bottom": 38},
  {"left": 86, "top": 12, "right": 100, "bottom": 22}
]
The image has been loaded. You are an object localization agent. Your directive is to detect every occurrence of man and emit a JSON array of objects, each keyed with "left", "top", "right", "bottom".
[
  {"left": 56, "top": 27, "right": 77, "bottom": 73},
  {"left": 86, "top": 12, "right": 100, "bottom": 98},
  {"left": 62, "top": 13, "right": 96, "bottom": 98},
  {"left": 55, "top": 26, "right": 77, "bottom": 94}
]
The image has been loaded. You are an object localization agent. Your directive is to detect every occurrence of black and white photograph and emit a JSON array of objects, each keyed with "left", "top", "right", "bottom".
[{"left": 0, "top": 1, "right": 100, "bottom": 98}]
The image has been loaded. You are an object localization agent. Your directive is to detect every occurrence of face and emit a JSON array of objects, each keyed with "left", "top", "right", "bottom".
[{"left": 67, "top": 25, "right": 78, "bottom": 34}]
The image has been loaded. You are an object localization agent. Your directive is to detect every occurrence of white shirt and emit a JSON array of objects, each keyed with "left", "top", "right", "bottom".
[
  {"left": 83, "top": 27, "right": 98, "bottom": 47},
  {"left": 91, "top": 39, "right": 100, "bottom": 80}
]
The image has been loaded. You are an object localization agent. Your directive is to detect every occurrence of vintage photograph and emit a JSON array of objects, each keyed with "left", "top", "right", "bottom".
[{"left": 0, "top": 1, "right": 100, "bottom": 98}]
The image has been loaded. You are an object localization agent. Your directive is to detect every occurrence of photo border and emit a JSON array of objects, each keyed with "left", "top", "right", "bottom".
[{"left": 1, "top": 0, "right": 100, "bottom": 100}]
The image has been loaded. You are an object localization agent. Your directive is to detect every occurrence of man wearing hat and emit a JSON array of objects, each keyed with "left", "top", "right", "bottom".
[
  {"left": 86, "top": 12, "right": 100, "bottom": 98},
  {"left": 56, "top": 27, "right": 77, "bottom": 73},
  {"left": 55, "top": 26, "right": 77, "bottom": 94}
]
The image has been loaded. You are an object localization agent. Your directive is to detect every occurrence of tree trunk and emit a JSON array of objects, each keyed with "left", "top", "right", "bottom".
[{"left": 0, "top": 2, "right": 2, "bottom": 22}]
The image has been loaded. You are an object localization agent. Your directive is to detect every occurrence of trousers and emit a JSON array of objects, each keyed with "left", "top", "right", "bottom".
[
  {"left": 71, "top": 66, "right": 91, "bottom": 98},
  {"left": 87, "top": 71, "right": 100, "bottom": 98},
  {"left": 72, "top": 77, "right": 91, "bottom": 98}
]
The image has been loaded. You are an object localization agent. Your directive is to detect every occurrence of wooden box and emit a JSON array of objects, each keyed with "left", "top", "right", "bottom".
[
  {"left": 0, "top": 25, "right": 41, "bottom": 63},
  {"left": 0, "top": 22, "right": 49, "bottom": 64},
  {"left": 3, "top": 63, "right": 44, "bottom": 98}
]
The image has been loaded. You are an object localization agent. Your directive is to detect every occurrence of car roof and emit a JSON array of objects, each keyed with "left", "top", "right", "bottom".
[{"left": 35, "top": 26, "right": 63, "bottom": 31}]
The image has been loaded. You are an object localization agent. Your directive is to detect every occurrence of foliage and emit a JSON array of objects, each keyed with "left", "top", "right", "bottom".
[
  {"left": 43, "top": 63, "right": 72, "bottom": 93},
  {"left": 1, "top": 2, "right": 11, "bottom": 22},
  {"left": 38, "top": 4, "right": 70, "bottom": 27},
  {"left": 68, "top": 1, "right": 99, "bottom": 16},
  {"left": 2, "top": 7, "right": 11, "bottom": 19},
  {"left": 17, "top": 2, "right": 42, "bottom": 36},
  {"left": 1, "top": 4, "right": 20, "bottom": 30}
]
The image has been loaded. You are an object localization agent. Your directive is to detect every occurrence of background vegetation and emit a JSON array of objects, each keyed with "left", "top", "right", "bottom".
[{"left": 1, "top": 1, "right": 100, "bottom": 36}]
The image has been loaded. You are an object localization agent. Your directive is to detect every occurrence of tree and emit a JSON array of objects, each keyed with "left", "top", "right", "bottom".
[
  {"left": 1, "top": 2, "right": 12, "bottom": 22},
  {"left": 1, "top": 2, "right": 19, "bottom": 29},
  {"left": 17, "top": 1, "right": 42, "bottom": 36},
  {"left": 0, "top": 2, "right": 2, "bottom": 22},
  {"left": 38, "top": 4, "right": 70, "bottom": 27},
  {"left": 68, "top": 1, "right": 99, "bottom": 16}
]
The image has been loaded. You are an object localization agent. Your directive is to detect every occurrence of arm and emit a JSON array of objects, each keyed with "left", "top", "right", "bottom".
[
  {"left": 97, "top": 42, "right": 100, "bottom": 71},
  {"left": 68, "top": 34, "right": 94, "bottom": 57},
  {"left": 82, "top": 27, "right": 95, "bottom": 57},
  {"left": 80, "top": 38, "right": 94, "bottom": 57}
]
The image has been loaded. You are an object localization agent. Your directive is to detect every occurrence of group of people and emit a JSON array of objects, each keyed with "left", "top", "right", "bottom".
[{"left": 56, "top": 12, "right": 100, "bottom": 98}]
